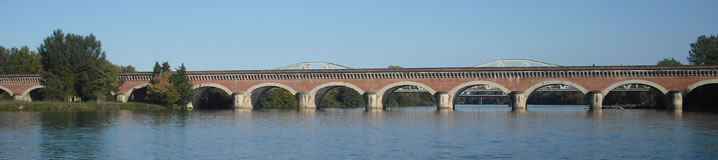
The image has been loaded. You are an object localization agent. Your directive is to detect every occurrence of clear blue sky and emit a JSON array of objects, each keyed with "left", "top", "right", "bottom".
[{"left": 1, "top": 0, "right": 716, "bottom": 71}]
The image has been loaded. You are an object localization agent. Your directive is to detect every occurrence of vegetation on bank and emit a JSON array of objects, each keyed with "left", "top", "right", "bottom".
[{"left": 0, "top": 101, "right": 172, "bottom": 112}]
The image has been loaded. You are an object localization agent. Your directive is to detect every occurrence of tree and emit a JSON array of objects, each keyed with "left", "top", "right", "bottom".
[
  {"left": 259, "top": 88, "right": 297, "bottom": 108},
  {"left": 161, "top": 62, "right": 171, "bottom": 72},
  {"left": 152, "top": 62, "right": 161, "bottom": 77},
  {"left": 124, "top": 65, "right": 136, "bottom": 72},
  {"left": 146, "top": 72, "right": 180, "bottom": 106},
  {"left": 657, "top": 58, "right": 682, "bottom": 66},
  {"left": 0, "top": 46, "right": 43, "bottom": 74},
  {"left": 38, "top": 29, "right": 119, "bottom": 101},
  {"left": 171, "top": 64, "right": 193, "bottom": 106},
  {"left": 388, "top": 65, "right": 403, "bottom": 69},
  {"left": 688, "top": 35, "right": 718, "bottom": 65}
]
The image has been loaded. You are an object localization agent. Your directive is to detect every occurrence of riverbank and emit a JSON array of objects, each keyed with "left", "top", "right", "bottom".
[{"left": 0, "top": 101, "right": 173, "bottom": 112}]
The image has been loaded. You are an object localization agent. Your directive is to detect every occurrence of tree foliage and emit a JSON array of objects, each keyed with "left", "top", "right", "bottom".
[
  {"left": 147, "top": 72, "right": 179, "bottom": 106},
  {"left": 38, "top": 29, "right": 119, "bottom": 101},
  {"left": 171, "top": 64, "right": 193, "bottom": 106},
  {"left": 385, "top": 92, "right": 436, "bottom": 107},
  {"left": 319, "top": 87, "right": 365, "bottom": 108},
  {"left": 688, "top": 35, "right": 718, "bottom": 65},
  {"left": 0, "top": 46, "right": 43, "bottom": 74},
  {"left": 657, "top": 58, "right": 682, "bottom": 66},
  {"left": 146, "top": 62, "right": 193, "bottom": 107},
  {"left": 258, "top": 88, "right": 297, "bottom": 108}
]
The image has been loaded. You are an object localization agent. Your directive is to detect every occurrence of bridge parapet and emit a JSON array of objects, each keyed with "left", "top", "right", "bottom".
[
  {"left": 110, "top": 66, "right": 718, "bottom": 82},
  {"left": 2, "top": 65, "right": 718, "bottom": 112}
]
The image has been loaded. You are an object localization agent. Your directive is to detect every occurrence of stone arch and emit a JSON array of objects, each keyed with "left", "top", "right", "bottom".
[
  {"left": 601, "top": 79, "right": 668, "bottom": 96},
  {"left": 525, "top": 80, "right": 589, "bottom": 95},
  {"left": 686, "top": 79, "right": 718, "bottom": 94},
  {"left": 21, "top": 85, "right": 45, "bottom": 97},
  {"left": 377, "top": 81, "right": 437, "bottom": 107},
  {"left": 246, "top": 83, "right": 297, "bottom": 95},
  {"left": 308, "top": 82, "right": 366, "bottom": 108},
  {"left": 448, "top": 80, "right": 511, "bottom": 104},
  {"left": 192, "top": 83, "right": 233, "bottom": 95},
  {"left": 191, "top": 83, "right": 234, "bottom": 109},
  {"left": 19, "top": 85, "right": 45, "bottom": 102},
  {"left": 122, "top": 83, "right": 149, "bottom": 98},
  {"left": 245, "top": 82, "right": 298, "bottom": 109},
  {"left": 0, "top": 85, "right": 14, "bottom": 96}
]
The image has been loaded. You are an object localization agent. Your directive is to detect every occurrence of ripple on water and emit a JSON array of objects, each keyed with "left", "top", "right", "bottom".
[{"left": 1, "top": 105, "right": 718, "bottom": 159}]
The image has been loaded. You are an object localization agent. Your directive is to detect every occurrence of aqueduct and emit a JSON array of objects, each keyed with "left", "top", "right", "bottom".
[{"left": 2, "top": 64, "right": 718, "bottom": 111}]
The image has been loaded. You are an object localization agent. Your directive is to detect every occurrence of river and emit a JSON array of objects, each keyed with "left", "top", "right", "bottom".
[{"left": 1, "top": 105, "right": 717, "bottom": 159}]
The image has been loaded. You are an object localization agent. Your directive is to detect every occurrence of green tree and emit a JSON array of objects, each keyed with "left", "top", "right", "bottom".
[
  {"left": 152, "top": 62, "right": 161, "bottom": 77},
  {"left": 171, "top": 63, "right": 193, "bottom": 106},
  {"left": 259, "top": 88, "right": 297, "bottom": 108},
  {"left": 38, "top": 29, "right": 119, "bottom": 101},
  {"left": 657, "top": 58, "right": 682, "bottom": 66},
  {"left": 388, "top": 65, "right": 403, "bottom": 69},
  {"left": 146, "top": 72, "right": 180, "bottom": 106},
  {"left": 124, "top": 65, "right": 136, "bottom": 72},
  {"left": 320, "top": 87, "right": 365, "bottom": 108},
  {"left": 688, "top": 35, "right": 718, "bottom": 65},
  {"left": 161, "top": 62, "right": 171, "bottom": 72},
  {"left": 0, "top": 46, "right": 43, "bottom": 74}
]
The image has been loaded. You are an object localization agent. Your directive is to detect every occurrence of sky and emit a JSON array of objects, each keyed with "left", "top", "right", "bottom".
[{"left": 1, "top": 0, "right": 717, "bottom": 71}]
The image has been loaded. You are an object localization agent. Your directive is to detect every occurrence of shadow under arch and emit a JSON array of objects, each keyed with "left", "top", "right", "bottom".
[
  {"left": 686, "top": 79, "right": 718, "bottom": 94},
  {"left": 20, "top": 85, "right": 46, "bottom": 102},
  {"left": 525, "top": 80, "right": 588, "bottom": 107},
  {"left": 377, "top": 81, "right": 437, "bottom": 108},
  {"left": 684, "top": 79, "right": 718, "bottom": 112},
  {"left": 192, "top": 83, "right": 233, "bottom": 109},
  {"left": 448, "top": 80, "right": 511, "bottom": 106},
  {"left": 601, "top": 80, "right": 667, "bottom": 109},
  {"left": 123, "top": 83, "right": 149, "bottom": 102},
  {"left": 0, "top": 85, "right": 14, "bottom": 96},
  {"left": 246, "top": 82, "right": 298, "bottom": 109},
  {"left": 308, "top": 82, "right": 365, "bottom": 109}
]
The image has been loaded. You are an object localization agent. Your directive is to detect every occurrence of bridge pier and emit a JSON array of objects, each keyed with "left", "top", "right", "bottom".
[
  {"left": 586, "top": 91, "right": 603, "bottom": 111},
  {"left": 116, "top": 94, "right": 128, "bottom": 103},
  {"left": 364, "top": 92, "right": 381, "bottom": 110},
  {"left": 435, "top": 92, "right": 452, "bottom": 110},
  {"left": 509, "top": 91, "right": 527, "bottom": 111},
  {"left": 233, "top": 92, "right": 252, "bottom": 109},
  {"left": 666, "top": 91, "right": 683, "bottom": 112},
  {"left": 296, "top": 92, "right": 316, "bottom": 109}
]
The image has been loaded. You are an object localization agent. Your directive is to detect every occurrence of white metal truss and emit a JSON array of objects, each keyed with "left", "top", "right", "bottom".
[
  {"left": 474, "top": 59, "right": 561, "bottom": 67},
  {"left": 276, "top": 62, "right": 352, "bottom": 70}
]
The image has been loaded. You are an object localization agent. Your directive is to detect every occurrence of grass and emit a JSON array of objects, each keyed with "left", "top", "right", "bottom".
[{"left": 0, "top": 101, "right": 177, "bottom": 112}]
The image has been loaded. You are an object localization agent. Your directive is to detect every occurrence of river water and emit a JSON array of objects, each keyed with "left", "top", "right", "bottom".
[{"left": 1, "top": 105, "right": 717, "bottom": 159}]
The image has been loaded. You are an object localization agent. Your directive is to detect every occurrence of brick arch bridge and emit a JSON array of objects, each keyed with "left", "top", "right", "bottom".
[{"left": 2, "top": 65, "right": 718, "bottom": 111}]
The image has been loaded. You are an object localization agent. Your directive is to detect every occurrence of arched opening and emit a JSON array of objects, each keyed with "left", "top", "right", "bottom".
[
  {"left": 527, "top": 84, "right": 587, "bottom": 109},
  {"left": 452, "top": 84, "right": 510, "bottom": 110},
  {"left": 602, "top": 84, "right": 665, "bottom": 109},
  {"left": 195, "top": 87, "right": 233, "bottom": 109},
  {"left": 128, "top": 87, "right": 148, "bottom": 102},
  {"left": 684, "top": 84, "right": 718, "bottom": 112},
  {"left": 253, "top": 87, "right": 297, "bottom": 109},
  {"left": 382, "top": 85, "right": 436, "bottom": 108},
  {"left": 27, "top": 88, "right": 47, "bottom": 101},
  {"left": 317, "top": 86, "right": 365, "bottom": 108},
  {"left": 0, "top": 87, "right": 12, "bottom": 101}
]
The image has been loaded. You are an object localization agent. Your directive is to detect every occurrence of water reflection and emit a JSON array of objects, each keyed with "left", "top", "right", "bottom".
[{"left": 0, "top": 105, "right": 717, "bottom": 159}]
